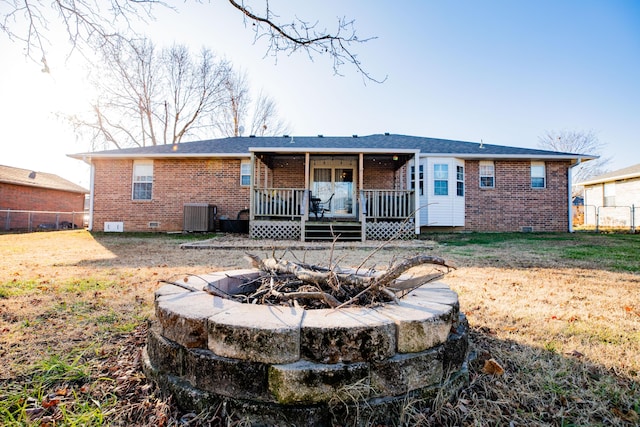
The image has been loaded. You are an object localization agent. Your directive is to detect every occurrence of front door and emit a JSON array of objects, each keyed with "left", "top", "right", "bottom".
[{"left": 310, "top": 157, "right": 357, "bottom": 218}]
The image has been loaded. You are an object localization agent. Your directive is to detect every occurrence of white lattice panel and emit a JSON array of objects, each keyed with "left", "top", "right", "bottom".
[
  {"left": 250, "top": 220, "right": 301, "bottom": 240},
  {"left": 366, "top": 221, "right": 414, "bottom": 240}
]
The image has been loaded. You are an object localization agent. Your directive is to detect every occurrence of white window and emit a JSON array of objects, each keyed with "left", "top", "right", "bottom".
[
  {"left": 456, "top": 165, "right": 464, "bottom": 196},
  {"left": 240, "top": 160, "right": 251, "bottom": 186},
  {"left": 479, "top": 161, "right": 495, "bottom": 188},
  {"left": 531, "top": 161, "right": 546, "bottom": 188},
  {"left": 434, "top": 164, "right": 448, "bottom": 196},
  {"left": 410, "top": 165, "right": 424, "bottom": 196},
  {"left": 604, "top": 182, "right": 615, "bottom": 207},
  {"left": 132, "top": 160, "right": 153, "bottom": 200}
]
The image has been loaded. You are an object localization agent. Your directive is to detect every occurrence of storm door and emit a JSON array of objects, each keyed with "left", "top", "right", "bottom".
[{"left": 310, "top": 157, "right": 357, "bottom": 218}]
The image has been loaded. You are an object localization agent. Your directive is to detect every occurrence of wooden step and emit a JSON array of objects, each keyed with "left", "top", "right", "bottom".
[{"left": 304, "top": 222, "right": 362, "bottom": 241}]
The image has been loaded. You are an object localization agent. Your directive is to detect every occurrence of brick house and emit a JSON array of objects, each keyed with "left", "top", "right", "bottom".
[
  {"left": 578, "top": 163, "right": 640, "bottom": 230},
  {"left": 0, "top": 164, "right": 88, "bottom": 231},
  {"left": 70, "top": 134, "right": 594, "bottom": 240}
]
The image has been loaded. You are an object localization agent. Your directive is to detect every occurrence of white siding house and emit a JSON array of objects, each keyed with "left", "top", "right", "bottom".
[{"left": 579, "top": 163, "right": 640, "bottom": 230}]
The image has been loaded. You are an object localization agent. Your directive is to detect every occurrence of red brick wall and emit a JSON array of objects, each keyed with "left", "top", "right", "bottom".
[
  {"left": 0, "top": 183, "right": 85, "bottom": 212},
  {"left": 464, "top": 160, "right": 570, "bottom": 232},
  {"left": 363, "top": 158, "right": 396, "bottom": 189},
  {"left": 271, "top": 157, "right": 305, "bottom": 188},
  {"left": 0, "top": 183, "right": 85, "bottom": 230},
  {"left": 91, "top": 157, "right": 571, "bottom": 233},
  {"left": 92, "top": 158, "right": 250, "bottom": 232}
]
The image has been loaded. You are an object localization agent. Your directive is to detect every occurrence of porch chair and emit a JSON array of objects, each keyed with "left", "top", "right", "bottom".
[{"left": 309, "top": 193, "right": 334, "bottom": 220}]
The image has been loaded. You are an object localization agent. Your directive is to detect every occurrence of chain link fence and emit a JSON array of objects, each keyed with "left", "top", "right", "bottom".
[
  {"left": 1, "top": 209, "right": 87, "bottom": 232},
  {"left": 574, "top": 204, "right": 637, "bottom": 232}
]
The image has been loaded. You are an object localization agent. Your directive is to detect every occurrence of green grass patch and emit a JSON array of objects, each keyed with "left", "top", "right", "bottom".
[
  {"left": 0, "top": 279, "right": 49, "bottom": 298},
  {"left": 565, "top": 322, "right": 639, "bottom": 346},
  {"left": 430, "top": 232, "right": 573, "bottom": 247},
  {"left": 0, "top": 353, "right": 114, "bottom": 426},
  {"left": 560, "top": 235, "right": 640, "bottom": 272},
  {"left": 34, "top": 354, "right": 91, "bottom": 386},
  {"left": 430, "top": 231, "right": 640, "bottom": 272},
  {"left": 59, "top": 278, "right": 115, "bottom": 293},
  {"left": 0, "top": 278, "right": 116, "bottom": 298}
]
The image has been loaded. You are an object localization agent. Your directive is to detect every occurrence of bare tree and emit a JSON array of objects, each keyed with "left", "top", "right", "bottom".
[
  {"left": 216, "top": 70, "right": 290, "bottom": 137},
  {"left": 538, "top": 129, "right": 611, "bottom": 185},
  {"left": 2, "top": 0, "right": 381, "bottom": 81},
  {"left": 249, "top": 90, "right": 289, "bottom": 137},
  {"left": 216, "top": 70, "right": 251, "bottom": 137},
  {"left": 73, "top": 38, "right": 230, "bottom": 150}
]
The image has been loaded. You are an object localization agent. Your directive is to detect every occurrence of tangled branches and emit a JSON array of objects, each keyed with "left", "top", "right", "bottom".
[{"left": 208, "top": 252, "right": 454, "bottom": 310}]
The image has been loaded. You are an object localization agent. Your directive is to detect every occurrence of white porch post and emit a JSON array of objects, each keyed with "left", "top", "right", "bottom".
[
  {"left": 359, "top": 152, "right": 365, "bottom": 242},
  {"left": 249, "top": 152, "right": 255, "bottom": 221},
  {"left": 413, "top": 152, "right": 420, "bottom": 236},
  {"left": 301, "top": 152, "right": 310, "bottom": 242}
]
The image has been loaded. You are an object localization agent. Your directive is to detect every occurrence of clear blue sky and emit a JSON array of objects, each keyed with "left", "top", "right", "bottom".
[{"left": 2, "top": 0, "right": 639, "bottom": 186}]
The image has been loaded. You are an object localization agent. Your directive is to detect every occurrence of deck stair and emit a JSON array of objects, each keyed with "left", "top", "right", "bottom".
[{"left": 304, "top": 221, "right": 362, "bottom": 242}]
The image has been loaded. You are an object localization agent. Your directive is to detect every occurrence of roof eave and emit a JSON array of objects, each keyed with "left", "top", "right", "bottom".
[
  {"left": 249, "top": 147, "right": 420, "bottom": 154},
  {"left": 67, "top": 152, "right": 250, "bottom": 161},
  {"left": 424, "top": 153, "right": 598, "bottom": 161},
  {"left": 0, "top": 179, "right": 87, "bottom": 194},
  {"left": 579, "top": 172, "right": 640, "bottom": 186}
]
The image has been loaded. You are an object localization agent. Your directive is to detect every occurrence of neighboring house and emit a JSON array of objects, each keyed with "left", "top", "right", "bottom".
[
  {"left": 578, "top": 163, "right": 640, "bottom": 230},
  {"left": 69, "top": 134, "right": 595, "bottom": 240},
  {"left": 0, "top": 164, "right": 88, "bottom": 231}
]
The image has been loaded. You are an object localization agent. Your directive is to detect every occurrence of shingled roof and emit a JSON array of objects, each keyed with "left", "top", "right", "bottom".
[
  {"left": 69, "top": 133, "right": 596, "bottom": 160},
  {"left": 578, "top": 163, "right": 640, "bottom": 186},
  {"left": 0, "top": 165, "right": 88, "bottom": 194}
]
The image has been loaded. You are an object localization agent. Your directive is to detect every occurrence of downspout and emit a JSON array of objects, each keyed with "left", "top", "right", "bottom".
[
  {"left": 567, "top": 158, "right": 582, "bottom": 233},
  {"left": 82, "top": 155, "right": 95, "bottom": 231}
]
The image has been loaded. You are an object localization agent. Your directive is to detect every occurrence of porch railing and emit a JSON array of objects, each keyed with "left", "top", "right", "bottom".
[
  {"left": 361, "top": 190, "right": 415, "bottom": 220},
  {"left": 253, "top": 188, "right": 306, "bottom": 219}
]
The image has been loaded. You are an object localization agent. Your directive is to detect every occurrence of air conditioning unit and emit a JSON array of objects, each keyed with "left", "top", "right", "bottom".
[{"left": 183, "top": 204, "right": 217, "bottom": 232}]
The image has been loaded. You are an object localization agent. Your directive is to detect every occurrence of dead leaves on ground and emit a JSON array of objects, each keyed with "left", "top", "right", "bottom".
[{"left": 482, "top": 358, "right": 505, "bottom": 376}]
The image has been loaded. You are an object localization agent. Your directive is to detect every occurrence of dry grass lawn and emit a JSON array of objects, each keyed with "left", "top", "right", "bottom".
[{"left": 0, "top": 230, "right": 638, "bottom": 426}]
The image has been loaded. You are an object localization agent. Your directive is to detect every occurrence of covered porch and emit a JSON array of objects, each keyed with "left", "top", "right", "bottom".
[{"left": 247, "top": 149, "right": 421, "bottom": 241}]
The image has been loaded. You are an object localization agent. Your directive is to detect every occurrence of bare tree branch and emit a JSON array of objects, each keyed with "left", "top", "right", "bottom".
[
  {"left": 538, "top": 129, "right": 610, "bottom": 185},
  {"left": 216, "top": 69, "right": 290, "bottom": 137},
  {"left": 70, "top": 38, "right": 231, "bottom": 148},
  {"left": 3, "top": 1, "right": 381, "bottom": 81},
  {"left": 227, "top": 0, "right": 385, "bottom": 83}
]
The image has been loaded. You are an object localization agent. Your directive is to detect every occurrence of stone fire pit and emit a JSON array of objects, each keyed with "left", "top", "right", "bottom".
[{"left": 143, "top": 268, "right": 469, "bottom": 426}]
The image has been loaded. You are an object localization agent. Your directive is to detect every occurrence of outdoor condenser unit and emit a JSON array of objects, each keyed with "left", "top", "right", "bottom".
[{"left": 183, "top": 203, "right": 217, "bottom": 232}]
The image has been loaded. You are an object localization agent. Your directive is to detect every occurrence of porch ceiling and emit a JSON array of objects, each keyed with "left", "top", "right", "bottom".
[{"left": 254, "top": 152, "right": 413, "bottom": 171}]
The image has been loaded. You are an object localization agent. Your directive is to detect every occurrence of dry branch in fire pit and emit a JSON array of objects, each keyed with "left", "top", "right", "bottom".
[{"left": 232, "top": 253, "right": 454, "bottom": 309}]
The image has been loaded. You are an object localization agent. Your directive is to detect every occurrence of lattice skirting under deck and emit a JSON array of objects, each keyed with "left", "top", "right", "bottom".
[
  {"left": 250, "top": 220, "right": 301, "bottom": 240},
  {"left": 366, "top": 221, "right": 415, "bottom": 240}
]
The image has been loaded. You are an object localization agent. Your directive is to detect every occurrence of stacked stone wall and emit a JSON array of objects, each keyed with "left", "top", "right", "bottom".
[{"left": 144, "top": 269, "right": 469, "bottom": 426}]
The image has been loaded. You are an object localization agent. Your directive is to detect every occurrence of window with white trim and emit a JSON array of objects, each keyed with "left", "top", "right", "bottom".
[
  {"left": 456, "top": 165, "right": 464, "bottom": 196},
  {"left": 410, "top": 165, "right": 424, "bottom": 196},
  {"left": 434, "top": 164, "right": 448, "bottom": 196},
  {"left": 479, "top": 161, "right": 495, "bottom": 188},
  {"left": 531, "top": 161, "right": 546, "bottom": 188},
  {"left": 132, "top": 160, "right": 153, "bottom": 200},
  {"left": 603, "top": 182, "right": 615, "bottom": 207},
  {"left": 240, "top": 160, "right": 251, "bottom": 186}
]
